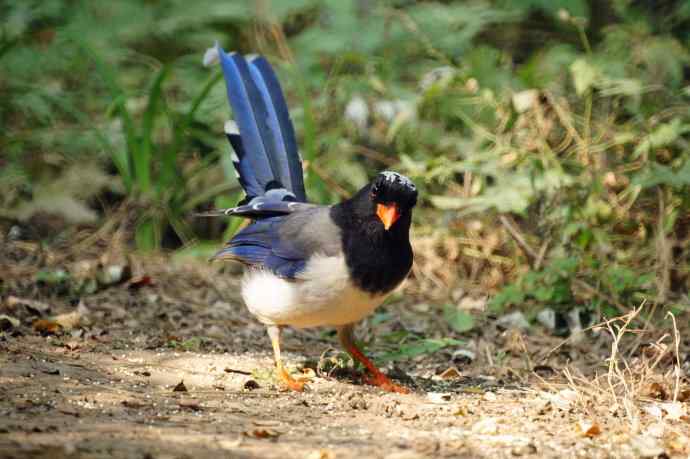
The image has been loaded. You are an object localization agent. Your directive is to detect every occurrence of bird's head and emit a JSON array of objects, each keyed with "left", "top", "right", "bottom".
[{"left": 369, "top": 171, "right": 417, "bottom": 231}]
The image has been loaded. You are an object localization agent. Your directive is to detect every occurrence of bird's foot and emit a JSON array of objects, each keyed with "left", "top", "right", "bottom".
[
  {"left": 277, "top": 366, "right": 307, "bottom": 392},
  {"left": 363, "top": 372, "right": 410, "bottom": 394}
]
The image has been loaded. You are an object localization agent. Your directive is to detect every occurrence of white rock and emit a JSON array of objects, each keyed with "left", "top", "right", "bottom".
[
  {"left": 459, "top": 296, "right": 487, "bottom": 311},
  {"left": 542, "top": 389, "right": 578, "bottom": 410},
  {"left": 643, "top": 403, "right": 663, "bottom": 420},
  {"left": 566, "top": 307, "right": 585, "bottom": 343},
  {"left": 496, "top": 311, "right": 530, "bottom": 330},
  {"left": 472, "top": 417, "right": 498, "bottom": 435},
  {"left": 645, "top": 422, "right": 665, "bottom": 438},
  {"left": 631, "top": 435, "right": 665, "bottom": 457},
  {"left": 427, "top": 392, "right": 452, "bottom": 404},
  {"left": 344, "top": 96, "right": 369, "bottom": 132},
  {"left": 661, "top": 401, "right": 686, "bottom": 421},
  {"left": 536, "top": 308, "right": 556, "bottom": 330},
  {"left": 512, "top": 89, "right": 539, "bottom": 113}
]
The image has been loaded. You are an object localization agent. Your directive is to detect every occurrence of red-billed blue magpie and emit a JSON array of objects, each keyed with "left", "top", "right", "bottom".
[{"left": 201, "top": 44, "right": 417, "bottom": 393}]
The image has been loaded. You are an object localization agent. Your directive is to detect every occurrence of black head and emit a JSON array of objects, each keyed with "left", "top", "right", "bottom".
[
  {"left": 369, "top": 171, "right": 417, "bottom": 230},
  {"left": 330, "top": 170, "right": 417, "bottom": 294},
  {"left": 371, "top": 171, "right": 418, "bottom": 209}
]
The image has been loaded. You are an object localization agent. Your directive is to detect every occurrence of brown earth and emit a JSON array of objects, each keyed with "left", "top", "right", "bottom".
[{"left": 1, "top": 243, "right": 689, "bottom": 459}]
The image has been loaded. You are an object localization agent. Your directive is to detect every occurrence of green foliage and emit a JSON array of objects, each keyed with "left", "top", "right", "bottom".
[
  {"left": 377, "top": 336, "right": 463, "bottom": 363},
  {"left": 2, "top": 0, "right": 689, "bottom": 310},
  {"left": 443, "top": 305, "right": 475, "bottom": 333},
  {"left": 77, "top": 38, "right": 232, "bottom": 249},
  {"left": 489, "top": 258, "right": 576, "bottom": 312},
  {"left": 1, "top": 1, "right": 239, "bottom": 248},
  {"left": 489, "top": 256, "right": 656, "bottom": 316}
]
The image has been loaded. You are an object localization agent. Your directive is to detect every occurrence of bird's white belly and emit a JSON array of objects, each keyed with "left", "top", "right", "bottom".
[{"left": 241, "top": 255, "right": 389, "bottom": 328}]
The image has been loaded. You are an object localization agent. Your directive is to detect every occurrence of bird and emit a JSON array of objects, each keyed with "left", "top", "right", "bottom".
[{"left": 200, "top": 44, "right": 417, "bottom": 393}]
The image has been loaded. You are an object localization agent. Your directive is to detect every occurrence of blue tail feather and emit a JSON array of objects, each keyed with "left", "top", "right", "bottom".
[
  {"left": 249, "top": 56, "right": 305, "bottom": 202},
  {"left": 216, "top": 45, "right": 306, "bottom": 203}
]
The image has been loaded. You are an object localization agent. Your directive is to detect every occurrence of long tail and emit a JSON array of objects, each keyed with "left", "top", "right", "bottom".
[{"left": 216, "top": 45, "right": 306, "bottom": 204}]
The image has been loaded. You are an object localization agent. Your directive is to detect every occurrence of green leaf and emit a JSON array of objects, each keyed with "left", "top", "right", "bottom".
[
  {"left": 378, "top": 338, "right": 463, "bottom": 362},
  {"left": 35, "top": 269, "right": 70, "bottom": 285},
  {"left": 570, "top": 58, "right": 598, "bottom": 96},
  {"left": 633, "top": 161, "right": 690, "bottom": 189},
  {"left": 443, "top": 305, "right": 475, "bottom": 333},
  {"left": 489, "top": 284, "right": 525, "bottom": 312},
  {"left": 138, "top": 65, "right": 170, "bottom": 195},
  {"left": 633, "top": 119, "right": 690, "bottom": 159},
  {"left": 135, "top": 217, "right": 160, "bottom": 251}
]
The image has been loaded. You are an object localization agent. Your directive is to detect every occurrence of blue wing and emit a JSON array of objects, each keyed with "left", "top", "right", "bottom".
[
  {"left": 212, "top": 216, "right": 307, "bottom": 278},
  {"left": 211, "top": 206, "right": 342, "bottom": 279}
]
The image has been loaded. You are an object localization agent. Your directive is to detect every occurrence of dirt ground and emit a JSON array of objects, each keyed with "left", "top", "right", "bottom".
[{"left": 1, "top": 241, "right": 689, "bottom": 459}]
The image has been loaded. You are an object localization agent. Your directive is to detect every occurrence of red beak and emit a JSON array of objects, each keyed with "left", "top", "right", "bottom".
[{"left": 376, "top": 203, "right": 400, "bottom": 230}]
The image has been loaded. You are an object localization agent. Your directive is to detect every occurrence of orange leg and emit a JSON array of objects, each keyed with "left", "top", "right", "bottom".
[
  {"left": 267, "top": 326, "right": 305, "bottom": 392},
  {"left": 337, "top": 325, "right": 410, "bottom": 394}
]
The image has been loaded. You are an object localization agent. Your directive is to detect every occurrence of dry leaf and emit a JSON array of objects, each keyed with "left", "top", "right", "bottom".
[
  {"left": 244, "top": 429, "right": 281, "bottom": 439},
  {"left": 33, "top": 309, "right": 82, "bottom": 335},
  {"left": 0, "top": 314, "right": 20, "bottom": 331},
  {"left": 306, "top": 449, "right": 335, "bottom": 459},
  {"left": 667, "top": 433, "right": 689, "bottom": 454},
  {"left": 57, "top": 405, "right": 80, "bottom": 417},
  {"left": 647, "top": 382, "right": 668, "bottom": 400},
  {"left": 577, "top": 420, "right": 602, "bottom": 437},
  {"left": 54, "top": 311, "right": 81, "bottom": 330},
  {"left": 173, "top": 380, "right": 188, "bottom": 392},
  {"left": 438, "top": 367, "right": 462, "bottom": 380},
  {"left": 224, "top": 368, "right": 252, "bottom": 375},
  {"left": 63, "top": 340, "right": 81, "bottom": 351},
  {"left": 129, "top": 276, "right": 154, "bottom": 289},
  {"left": 178, "top": 399, "right": 201, "bottom": 411},
  {"left": 7, "top": 296, "right": 50, "bottom": 314},
  {"left": 453, "top": 404, "right": 469, "bottom": 416},
  {"left": 33, "top": 319, "right": 62, "bottom": 335},
  {"left": 122, "top": 400, "right": 148, "bottom": 409}
]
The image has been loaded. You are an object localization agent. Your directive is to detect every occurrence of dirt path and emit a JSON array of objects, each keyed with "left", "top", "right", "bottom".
[
  {"left": 0, "top": 336, "right": 625, "bottom": 459},
  {"left": 1, "top": 257, "right": 688, "bottom": 458}
]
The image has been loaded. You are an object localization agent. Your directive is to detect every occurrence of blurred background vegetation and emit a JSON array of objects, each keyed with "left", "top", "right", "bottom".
[{"left": 2, "top": 0, "right": 689, "bottom": 324}]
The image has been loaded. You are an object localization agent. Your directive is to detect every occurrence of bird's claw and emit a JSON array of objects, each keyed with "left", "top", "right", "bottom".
[
  {"left": 277, "top": 366, "right": 308, "bottom": 392},
  {"left": 363, "top": 372, "right": 410, "bottom": 394}
]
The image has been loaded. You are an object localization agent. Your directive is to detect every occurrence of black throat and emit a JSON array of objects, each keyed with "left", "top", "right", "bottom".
[{"left": 330, "top": 199, "right": 413, "bottom": 295}]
